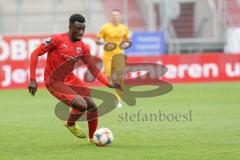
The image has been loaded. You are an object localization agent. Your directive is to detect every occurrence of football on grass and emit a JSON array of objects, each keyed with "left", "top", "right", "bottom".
[{"left": 93, "top": 128, "right": 113, "bottom": 146}]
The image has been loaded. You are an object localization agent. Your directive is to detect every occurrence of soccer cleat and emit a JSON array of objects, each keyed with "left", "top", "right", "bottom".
[
  {"left": 88, "top": 138, "right": 94, "bottom": 144},
  {"left": 64, "top": 121, "right": 87, "bottom": 138}
]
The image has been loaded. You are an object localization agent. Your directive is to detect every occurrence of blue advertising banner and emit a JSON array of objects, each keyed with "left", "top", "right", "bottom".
[{"left": 126, "top": 32, "right": 166, "bottom": 56}]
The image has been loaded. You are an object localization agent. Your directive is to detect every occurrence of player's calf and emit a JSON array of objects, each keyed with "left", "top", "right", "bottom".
[{"left": 85, "top": 97, "right": 99, "bottom": 140}]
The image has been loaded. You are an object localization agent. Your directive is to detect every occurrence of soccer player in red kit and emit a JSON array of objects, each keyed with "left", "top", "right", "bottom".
[{"left": 28, "top": 14, "right": 122, "bottom": 143}]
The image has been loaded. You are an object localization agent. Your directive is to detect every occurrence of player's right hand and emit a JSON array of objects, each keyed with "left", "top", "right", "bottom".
[
  {"left": 28, "top": 80, "right": 38, "bottom": 96},
  {"left": 108, "top": 82, "right": 123, "bottom": 91}
]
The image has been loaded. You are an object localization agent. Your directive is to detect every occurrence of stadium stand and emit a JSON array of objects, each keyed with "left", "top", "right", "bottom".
[
  {"left": 0, "top": 0, "right": 107, "bottom": 34},
  {"left": 0, "top": 0, "right": 239, "bottom": 53}
]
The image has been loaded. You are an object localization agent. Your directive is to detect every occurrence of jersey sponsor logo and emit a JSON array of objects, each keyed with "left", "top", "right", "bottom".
[
  {"left": 60, "top": 54, "right": 73, "bottom": 60},
  {"left": 60, "top": 53, "right": 80, "bottom": 62},
  {"left": 43, "top": 37, "right": 52, "bottom": 46}
]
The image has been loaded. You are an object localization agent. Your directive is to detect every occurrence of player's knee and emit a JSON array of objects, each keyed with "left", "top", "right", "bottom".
[
  {"left": 72, "top": 96, "right": 87, "bottom": 112},
  {"left": 72, "top": 103, "right": 87, "bottom": 112},
  {"left": 88, "top": 103, "right": 97, "bottom": 112},
  {"left": 85, "top": 97, "right": 97, "bottom": 112}
]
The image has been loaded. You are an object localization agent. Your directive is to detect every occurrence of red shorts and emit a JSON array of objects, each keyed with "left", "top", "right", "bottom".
[{"left": 46, "top": 74, "right": 90, "bottom": 106}]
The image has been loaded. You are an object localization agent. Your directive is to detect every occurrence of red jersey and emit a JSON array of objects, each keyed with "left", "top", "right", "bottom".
[{"left": 30, "top": 33, "right": 110, "bottom": 86}]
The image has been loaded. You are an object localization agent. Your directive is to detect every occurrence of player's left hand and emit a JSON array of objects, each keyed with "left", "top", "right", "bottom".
[{"left": 108, "top": 82, "right": 123, "bottom": 91}]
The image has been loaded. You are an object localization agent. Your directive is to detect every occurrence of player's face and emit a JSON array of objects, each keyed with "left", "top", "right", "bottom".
[
  {"left": 111, "top": 11, "right": 121, "bottom": 24},
  {"left": 69, "top": 21, "right": 85, "bottom": 41}
]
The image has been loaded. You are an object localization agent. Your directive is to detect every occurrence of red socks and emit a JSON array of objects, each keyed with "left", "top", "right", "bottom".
[
  {"left": 87, "top": 111, "right": 98, "bottom": 139},
  {"left": 67, "top": 109, "right": 84, "bottom": 126}
]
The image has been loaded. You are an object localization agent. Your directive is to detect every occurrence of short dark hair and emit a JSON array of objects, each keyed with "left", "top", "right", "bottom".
[{"left": 69, "top": 14, "right": 85, "bottom": 24}]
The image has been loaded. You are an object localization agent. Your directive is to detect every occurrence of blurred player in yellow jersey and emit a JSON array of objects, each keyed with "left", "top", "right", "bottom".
[{"left": 96, "top": 9, "right": 130, "bottom": 108}]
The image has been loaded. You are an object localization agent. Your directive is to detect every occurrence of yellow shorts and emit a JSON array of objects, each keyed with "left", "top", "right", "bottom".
[{"left": 103, "top": 53, "right": 126, "bottom": 81}]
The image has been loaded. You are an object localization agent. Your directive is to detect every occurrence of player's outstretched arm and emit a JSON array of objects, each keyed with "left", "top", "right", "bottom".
[
  {"left": 82, "top": 54, "right": 123, "bottom": 90},
  {"left": 28, "top": 46, "right": 46, "bottom": 96}
]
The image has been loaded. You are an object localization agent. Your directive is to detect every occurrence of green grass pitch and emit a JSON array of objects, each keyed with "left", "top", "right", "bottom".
[{"left": 0, "top": 82, "right": 239, "bottom": 160}]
